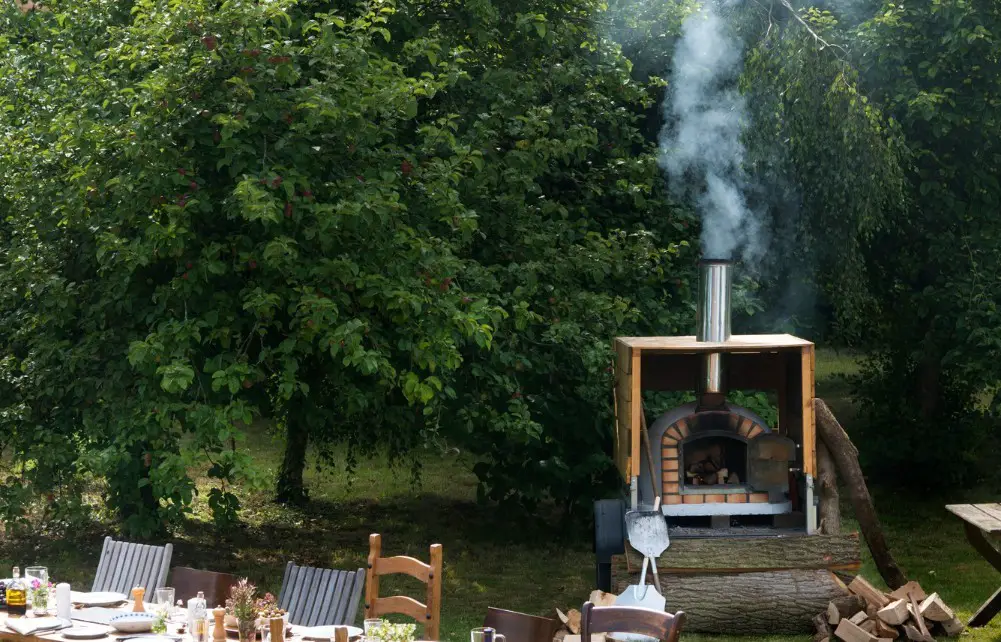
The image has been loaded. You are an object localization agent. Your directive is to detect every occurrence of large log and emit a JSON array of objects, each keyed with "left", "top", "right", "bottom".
[
  {"left": 610, "top": 569, "right": 848, "bottom": 634},
  {"left": 618, "top": 533, "right": 861, "bottom": 574},
  {"left": 814, "top": 399, "right": 908, "bottom": 589}
]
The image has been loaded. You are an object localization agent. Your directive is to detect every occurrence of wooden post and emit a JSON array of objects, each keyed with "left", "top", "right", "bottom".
[
  {"left": 814, "top": 399, "right": 907, "bottom": 589},
  {"left": 426, "top": 544, "right": 443, "bottom": 641},
  {"left": 817, "top": 440, "right": 840, "bottom": 534},
  {"left": 364, "top": 534, "right": 381, "bottom": 621}
]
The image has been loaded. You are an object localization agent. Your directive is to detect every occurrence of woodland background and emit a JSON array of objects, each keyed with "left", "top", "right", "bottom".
[{"left": 0, "top": 0, "right": 999, "bottom": 539}]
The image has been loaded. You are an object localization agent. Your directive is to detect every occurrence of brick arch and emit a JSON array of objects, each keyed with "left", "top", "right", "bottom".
[{"left": 660, "top": 411, "right": 770, "bottom": 506}]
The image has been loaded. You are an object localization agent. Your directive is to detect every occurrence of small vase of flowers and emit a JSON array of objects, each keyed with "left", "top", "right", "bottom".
[
  {"left": 227, "top": 579, "right": 259, "bottom": 642},
  {"left": 29, "top": 579, "right": 53, "bottom": 616}
]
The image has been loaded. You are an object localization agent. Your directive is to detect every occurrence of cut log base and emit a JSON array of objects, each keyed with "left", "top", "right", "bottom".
[{"left": 613, "top": 568, "right": 848, "bottom": 634}]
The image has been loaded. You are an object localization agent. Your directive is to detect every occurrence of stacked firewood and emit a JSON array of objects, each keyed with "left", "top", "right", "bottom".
[
  {"left": 685, "top": 443, "right": 739, "bottom": 486},
  {"left": 553, "top": 591, "right": 618, "bottom": 642},
  {"left": 814, "top": 578, "right": 964, "bottom": 642}
]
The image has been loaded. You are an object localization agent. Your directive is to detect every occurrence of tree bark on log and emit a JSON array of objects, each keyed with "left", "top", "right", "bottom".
[
  {"left": 617, "top": 533, "right": 860, "bottom": 574},
  {"left": 611, "top": 569, "right": 848, "bottom": 633},
  {"left": 817, "top": 440, "right": 841, "bottom": 534},
  {"left": 814, "top": 398, "right": 907, "bottom": 589}
]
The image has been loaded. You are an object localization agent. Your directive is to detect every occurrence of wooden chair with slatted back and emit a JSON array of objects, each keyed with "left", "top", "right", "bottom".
[
  {"left": 169, "top": 567, "right": 239, "bottom": 609},
  {"left": 277, "top": 562, "right": 366, "bottom": 627},
  {"left": 484, "top": 607, "right": 560, "bottom": 642},
  {"left": 364, "top": 534, "right": 443, "bottom": 641},
  {"left": 580, "top": 603, "right": 686, "bottom": 642},
  {"left": 92, "top": 536, "right": 173, "bottom": 594}
]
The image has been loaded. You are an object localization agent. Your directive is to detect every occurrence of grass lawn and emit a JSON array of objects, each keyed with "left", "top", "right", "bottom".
[{"left": 3, "top": 347, "right": 1001, "bottom": 640}]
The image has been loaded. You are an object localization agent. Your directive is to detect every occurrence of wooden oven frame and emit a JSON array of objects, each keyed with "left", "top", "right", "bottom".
[{"left": 613, "top": 334, "right": 817, "bottom": 531}]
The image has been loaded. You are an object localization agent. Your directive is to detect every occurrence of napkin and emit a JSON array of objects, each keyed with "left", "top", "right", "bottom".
[{"left": 5, "top": 617, "right": 71, "bottom": 636}]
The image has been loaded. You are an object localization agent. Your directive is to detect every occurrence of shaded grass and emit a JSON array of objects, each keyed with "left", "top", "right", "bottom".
[{"left": 3, "top": 347, "right": 1001, "bottom": 640}]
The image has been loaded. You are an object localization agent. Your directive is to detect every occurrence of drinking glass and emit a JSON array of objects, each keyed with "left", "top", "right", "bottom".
[
  {"left": 470, "top": 627, "right": 505, "bottom": 642},
  {"left": 25, "top": 567, "right": 48, "bottom": 611},
  {"left": 363, "top": 619, "right": 386, "bottom": 635},
  {"left": 155, "top": 587, "right": 176, "bottom": 619}
]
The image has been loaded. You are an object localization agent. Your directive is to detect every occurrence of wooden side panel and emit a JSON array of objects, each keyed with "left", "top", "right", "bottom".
[
  {"left": 630, "top": 349, "right": 642, "bottom": 482},
  {"left": 614, "top": 340, "right": 633, "bottom": 483},
  {"left": 802, "top": 346, "right": 816, "bottom": 477}
]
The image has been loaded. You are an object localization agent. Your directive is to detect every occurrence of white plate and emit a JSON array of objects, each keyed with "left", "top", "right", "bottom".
[
  {"left": 298, "top": 625, "right": 363, "bottom": 640},
  {"left": 62, "top": 625, "right": 111, "bottom": 639},
  {"left": 70, "top": 591, "right": 129, "bottom": 607},
  {"left": 109, "top": 613, "right": 157, "bottom": 633}
]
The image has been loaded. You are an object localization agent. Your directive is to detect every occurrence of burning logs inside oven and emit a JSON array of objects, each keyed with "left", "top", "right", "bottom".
[{"left": 684, "top": 443, "right": 742, "bottom": 486}]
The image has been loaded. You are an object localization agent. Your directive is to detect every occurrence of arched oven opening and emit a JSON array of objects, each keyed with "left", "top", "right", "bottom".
[{"left": 643, "top": 402, "right": 797, "bottom": 518}]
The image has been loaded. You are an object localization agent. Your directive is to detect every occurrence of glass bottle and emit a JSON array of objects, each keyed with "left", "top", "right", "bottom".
[{"left": 6, "top": 567, "right": 27, "bottom": 616}]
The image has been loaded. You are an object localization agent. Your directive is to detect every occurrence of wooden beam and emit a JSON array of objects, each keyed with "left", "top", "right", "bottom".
[
  {"left": 802, "top": 346, "right": 816, "bottom": 477},
  {"left": 816, "top": 399, "right": 907, "bottom": 590},
  {"left": 630, "top": 349, "right": 642, "bottom": 481}
]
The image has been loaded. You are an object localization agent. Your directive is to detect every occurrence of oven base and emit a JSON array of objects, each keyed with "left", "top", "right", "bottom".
[{"left": 661, "top": 500, "right": 792, "bottom": 517}]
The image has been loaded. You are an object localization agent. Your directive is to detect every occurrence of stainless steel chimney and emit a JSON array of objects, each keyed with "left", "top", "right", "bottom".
[{"left": 696, "top": 259, "right": 732, "bottom": 402}]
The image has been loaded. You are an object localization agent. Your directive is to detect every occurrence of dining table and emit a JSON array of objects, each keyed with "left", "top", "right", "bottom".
[{"left": 0, "top": 602, "right": 360, "bottom": 642}]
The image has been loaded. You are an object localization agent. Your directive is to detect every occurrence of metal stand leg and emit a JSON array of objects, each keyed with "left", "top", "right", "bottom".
[{"left": 963, "top": 522, "right": 1001, "bottom": 627}]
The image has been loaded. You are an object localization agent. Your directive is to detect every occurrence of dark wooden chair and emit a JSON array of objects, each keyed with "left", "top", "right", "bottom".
[
  {"left": 484, "top": 607, "right": 560, "bottom": 642},
  {"left": 581, "top": 602, "right": 686, "bottom": 642},
  {"left": 277, "top": 562, "right": 366, "bottom": 627},
  {"left": 92, "top": 536, "right": 173, "bottom": 594},
  {"left": 364, "top": 533, "right": 442, "bottom": 641},
  {"left": 170, "top": 567, "right": 238, "bottom": 609}
]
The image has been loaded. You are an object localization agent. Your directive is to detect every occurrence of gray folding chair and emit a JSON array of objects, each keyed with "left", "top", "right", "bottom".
[
  {"left": 277, "top": 562, "right": 365, "bottom": 626},
  {"left": 92, "top": 536, "right": 173, "bottom": 594}
]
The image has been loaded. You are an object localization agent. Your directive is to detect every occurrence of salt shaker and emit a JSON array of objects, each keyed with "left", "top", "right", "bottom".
[
  {"left": 188, "top": 591, "right": 207, "bottom": 632},
  {"left": 56, "top": 583, "right": 71, "bottom": 620}
]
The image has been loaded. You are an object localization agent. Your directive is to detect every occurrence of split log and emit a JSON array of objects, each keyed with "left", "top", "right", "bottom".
[
  {"left": 587, "top": 590, "right": 618, "bottom": 607},
  {"left": 829, "top": 595, "right": 866, "bottom": 624},
  {"left": 818, "top": 440, "right": 841, "bottom": 535},
  {"left": 940, "top": 617, "right": 964, "bottom": 637},
  {"left": 848, "top": 576, "right": 891, "bottom": 610},
  {"left": 902, "top": 624, "right": 933, "bottom": 642},
  {"left": 872, "top": 618, "right": 899, "bottom": 639},
  {"left": 835, "top": 618, "right": 877, "bottom": 642},
  {"left": 849, "top": 612, "right": 869, "bottom": 625},
  {"left": 619, "top": 533, "right": 861, "bottom": 574},
  {"left": 918, "top": 594, "right": 953, "bottom": 622},
  {"left": 815, "top": 399, "right": 907, "bottom": 589},
  {"left": 877, "top": 599, "right": 910, "bottom": 626},
  {"left": 814, "top": 613, "right": 834, "bottom": 642},
  {"left": 888, "top": 581, "right": 927, "bottom": 603},
  {"left": 908, "top": 594, "right": 932, "bottom": 642},
  {"left": 612, "top": 569, "right": 847, "bottom": 634}
]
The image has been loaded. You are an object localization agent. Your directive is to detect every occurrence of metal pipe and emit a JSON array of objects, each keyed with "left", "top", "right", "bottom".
[{"left": 696, "top": 259, "right": 732, "bottom": 396}]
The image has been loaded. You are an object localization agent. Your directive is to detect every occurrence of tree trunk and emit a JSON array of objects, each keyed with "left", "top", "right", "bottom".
[
  {"left": 814, "top": 398, "right": 907, "bottom": 589},
  {"left": 818, "top": 440, "right": 841, "bottom": 534},
  {"left": 612, "top": 569, "right": 847, "bottom": 633},
  {"left": 275, "top": 419, "right": 310, "bottom": 505},
  {"left": 616, "top": 533, "right": 860, "bottom": 574}
]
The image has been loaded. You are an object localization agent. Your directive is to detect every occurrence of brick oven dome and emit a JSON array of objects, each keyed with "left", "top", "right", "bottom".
[{"left": 638, "top": 402, "right": 781, "bottom": 511}]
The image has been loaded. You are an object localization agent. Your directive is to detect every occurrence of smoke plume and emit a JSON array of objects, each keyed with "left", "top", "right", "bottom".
[{"left": 659, "top": 3, "right": 764, "bottom": 264}]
